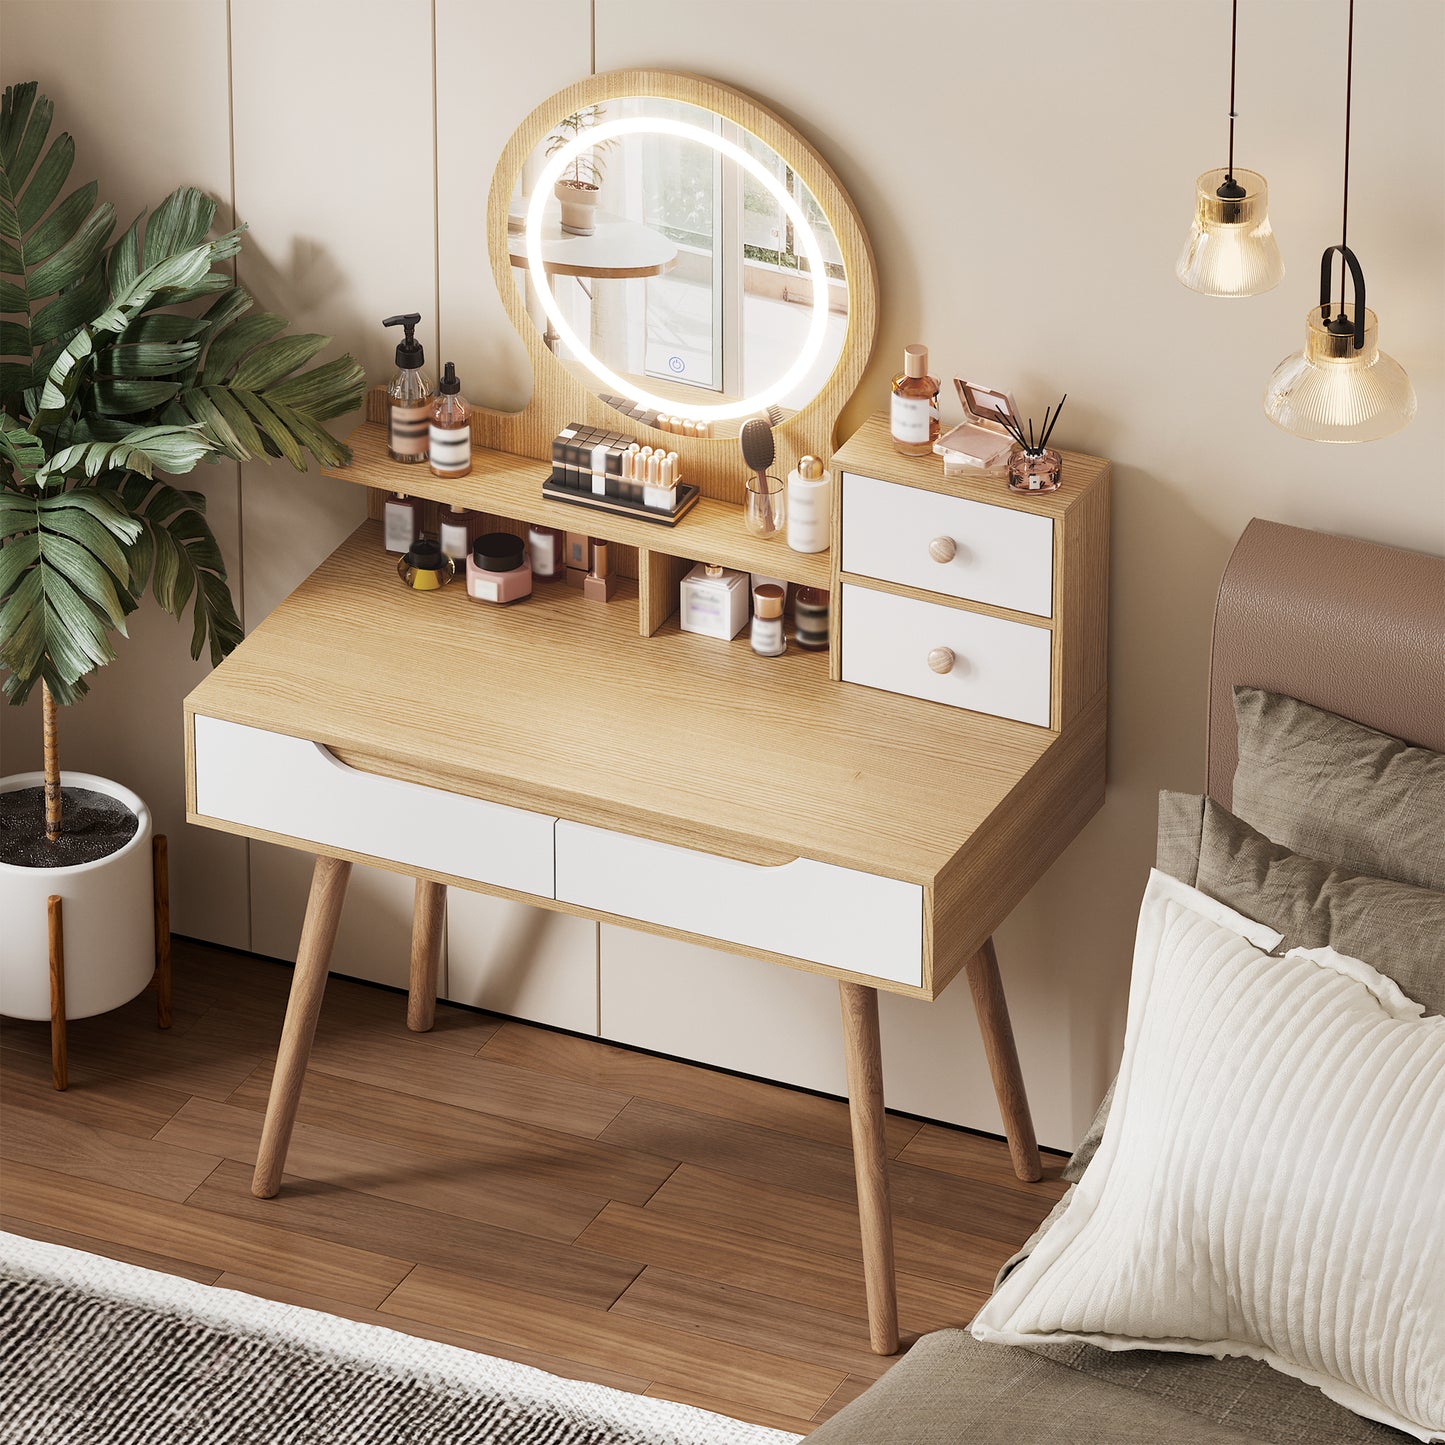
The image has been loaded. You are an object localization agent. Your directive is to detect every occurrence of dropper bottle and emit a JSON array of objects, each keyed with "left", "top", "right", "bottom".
[{"left": 383, "top": 313, "right": 432, "bottom": 463}]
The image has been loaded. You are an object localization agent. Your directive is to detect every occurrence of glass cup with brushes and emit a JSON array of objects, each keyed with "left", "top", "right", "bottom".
[{"left": 741, "top": 412, "right": 784, "bottom": 536}]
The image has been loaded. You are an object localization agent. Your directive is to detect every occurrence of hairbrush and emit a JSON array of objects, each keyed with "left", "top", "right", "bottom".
[{"left": 739, "top": 414, "right": 780, "bottom": 532}]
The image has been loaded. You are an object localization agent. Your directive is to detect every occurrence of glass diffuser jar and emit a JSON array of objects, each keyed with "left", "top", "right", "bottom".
[{"left": 1007, "top": 446, "right": 1062, "bottom": 494}]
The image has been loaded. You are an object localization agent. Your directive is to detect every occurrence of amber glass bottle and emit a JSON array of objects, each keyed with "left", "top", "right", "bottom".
[{"left": 890, "top": 344, "right": 940, "bottom": 456}]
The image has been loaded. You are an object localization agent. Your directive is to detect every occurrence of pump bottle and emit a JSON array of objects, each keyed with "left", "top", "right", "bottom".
[{"left": 383, "top": 313, "right": 432, "bottom": 463}]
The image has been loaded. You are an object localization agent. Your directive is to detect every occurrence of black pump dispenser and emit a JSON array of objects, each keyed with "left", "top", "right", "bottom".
[
  {"left": 438, "top": 361, "right": 460, "bottom": 394},
  {"left": 383, "top": 313, "right": 425, "bottom": 369}
]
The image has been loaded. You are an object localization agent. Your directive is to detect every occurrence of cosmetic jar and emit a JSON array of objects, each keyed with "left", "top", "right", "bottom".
[
  {"left": 396, "top": 534, "right": 455, "bottom": 591},
  {"left": 793, "top": 585, "right": 830, "bottom": 650},
  {"left": 1007, "top": 445, "right": 1063, "bottom": 494},
  {"left": 466, "top": 532, "right": 533, "bottom": 604}
]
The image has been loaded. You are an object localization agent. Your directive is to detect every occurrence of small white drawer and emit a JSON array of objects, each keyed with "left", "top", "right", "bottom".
[
  {"left": 841, "top": 472, "right": 1054, "bottom": 617},
  {"left": 555, "top": 822, "right": 923, "bottom": 987},
  {"left": 192, "top": 716, "right": 557, "bottom": 898},
  {"left": 841, "top": 583, "right": 1053, "bottom": 727}
]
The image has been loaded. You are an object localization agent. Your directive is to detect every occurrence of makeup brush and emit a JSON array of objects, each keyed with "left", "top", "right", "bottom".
[{"left": 739, "top": 414, "right": 778, "bottom": 531}]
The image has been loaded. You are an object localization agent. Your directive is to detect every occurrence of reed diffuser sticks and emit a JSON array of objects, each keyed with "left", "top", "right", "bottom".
[{"left": 998, "top": 393, "right": 1067, "bottom": 456}]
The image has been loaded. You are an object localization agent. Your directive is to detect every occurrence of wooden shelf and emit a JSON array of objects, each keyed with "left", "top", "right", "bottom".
[{"left": 322, "top": 420, "right": 833, "bottom": 590}]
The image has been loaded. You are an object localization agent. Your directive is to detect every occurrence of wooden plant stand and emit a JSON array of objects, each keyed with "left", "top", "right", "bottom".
[{"left": 48, "top": 833, "right": 172, "bottom": 1091}]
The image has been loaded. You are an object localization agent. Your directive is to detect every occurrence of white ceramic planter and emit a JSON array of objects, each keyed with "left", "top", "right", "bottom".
[
  {"left": 554, "top": 177, "right": 599, "bottom": 236},
  {"left": 0, "top": 771, "right": 154, "bottom": 1022}
]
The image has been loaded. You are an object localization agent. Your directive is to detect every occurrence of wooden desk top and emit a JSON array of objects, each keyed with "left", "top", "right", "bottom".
[{"left": 185, "top": 521, "right": 1067, "bottom": 889}]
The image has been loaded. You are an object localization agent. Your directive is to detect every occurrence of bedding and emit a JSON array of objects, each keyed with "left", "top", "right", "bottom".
[
  {"left": 973, "top": 870, "right": 1445, "bottom": 1442},
  {"left": 1231, "top": 686, "right": 1445, "bottom": 892}
]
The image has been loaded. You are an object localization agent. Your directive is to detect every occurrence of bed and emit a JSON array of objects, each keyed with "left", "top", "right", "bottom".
[{"left": 810, "top": 518, "right": 1445, "bottom": 1444}]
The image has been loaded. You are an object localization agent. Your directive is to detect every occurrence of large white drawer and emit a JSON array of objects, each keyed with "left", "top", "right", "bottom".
[
  {"left": 192, "top": 716, "right": 557, "bottom": 898},
  {"left": 841, "top": 472, "right": 1054, "bottom": 617},
  {"left": 841, "top": 583, "right": 1053, "bottom": 727},
  {"left": 555, "top": 822, "right": 923, "bottom": 987}
]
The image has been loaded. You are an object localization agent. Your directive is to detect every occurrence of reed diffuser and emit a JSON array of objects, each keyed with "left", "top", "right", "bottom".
[{"left": 996, "top": 393, "right": 1067, "bottom": 493}]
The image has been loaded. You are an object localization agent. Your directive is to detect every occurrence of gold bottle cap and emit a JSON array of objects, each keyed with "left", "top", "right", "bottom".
[
  {"left": 904, "top": 344, "right": 928, "bottom": 378},
  {"left": 798, "top": 455, "right": 824, "bottom": 481},
  {"left": 754, "top": 584, "right": 785, "bottom": 620},
  {"left": 704, "top": 563, "right": 724, "bottom": 578}
]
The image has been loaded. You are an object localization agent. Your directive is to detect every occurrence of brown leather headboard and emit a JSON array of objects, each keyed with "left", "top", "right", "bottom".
[{"left": 1207, "top": 518, "right": 1445, "bottom": 808}]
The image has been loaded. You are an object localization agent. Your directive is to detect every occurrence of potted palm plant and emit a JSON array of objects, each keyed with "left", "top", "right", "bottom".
[
  {"left": 0, "top": 82, "right": 364, "bottom": 1080},
  {"left": 546, "top": 104, "right": 617, "bottom": 236}
]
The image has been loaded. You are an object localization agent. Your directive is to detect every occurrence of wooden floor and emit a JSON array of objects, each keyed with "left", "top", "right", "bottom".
[{"left": 0, "top": 939, "right": 1068, "bottom": 1435}]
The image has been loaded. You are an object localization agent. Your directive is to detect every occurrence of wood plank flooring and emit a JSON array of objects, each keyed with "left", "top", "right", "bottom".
[{"left": 0, "top": 938, "right": 1068, "bottom": 1435}]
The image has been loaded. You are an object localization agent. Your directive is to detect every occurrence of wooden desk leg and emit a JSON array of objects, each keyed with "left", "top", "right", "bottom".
[
  {"left": 839, "top": 981, "right": 899, "bottom": 1355},
  {"left": 48, "top": 895, "right": 67, "bottom": 1092},
  {"left": 408, "top": 878, "right": 445, "bottom": 1032},
  {"left": 966, "top": 937, "right": 1042, "bottom": 1182},
  {"left": 252, "top": 855, "right": 351, "bottom": 1199}
]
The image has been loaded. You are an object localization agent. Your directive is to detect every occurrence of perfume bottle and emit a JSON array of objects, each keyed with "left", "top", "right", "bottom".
[
  {"left": 679, "top": 563, "right": 749, "bottom": 640},
  {"left": 528, "top": 524, "right": 565, "bottom": 581},
  {"left": 396, "top": 535, "right": 454, "bottom": 591},
  {"left": 750, "top": 584, "right": 786, "bottom": 656},
  {"left": 786, "top": 455, "right": 831, "bottom": 553},
  {"left": 383, "top": 313, "right": 432, "bottom": 463},
  {"left": 793, "top": 585, "right": 830, "bottom": 650},
  {"left": 891, "top": 343, "right": 940, "bottom": 457},
  {"left": 383, "top": 492, "right": 419, "bottom": 554},
  {"left": 429, "top": 362, "right": 471, "bottom": 478}
]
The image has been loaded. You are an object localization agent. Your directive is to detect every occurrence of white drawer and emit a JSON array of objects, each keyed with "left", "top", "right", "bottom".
[
  {"left": 192, "top": 716, "right": 557, "bottom": 898},
  {"left": 555, "top": 822, "right": 923, "bottom": 987},
  {"left": 841, "top": 583, "right": 1053, "bottom": 727},
  {"left": 841, "top": 472, "right": 1054, "bottom": 617}
]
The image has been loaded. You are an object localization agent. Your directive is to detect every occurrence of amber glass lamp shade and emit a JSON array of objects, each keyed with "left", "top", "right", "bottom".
[
  {"left": 1264, "top": 301, "right": 1416, "bottom": 443},
  {"left": 1176, "top": 169, "right": 1284, "bottom": 298}
]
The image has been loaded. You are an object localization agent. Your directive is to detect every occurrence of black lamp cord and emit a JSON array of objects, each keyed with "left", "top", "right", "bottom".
[
  {"left": 1227, "top": 0, "right": 1238, "bottom": 182},
  {"left": 1339, "top": 0, "right": 1354, "bottom": 312}
]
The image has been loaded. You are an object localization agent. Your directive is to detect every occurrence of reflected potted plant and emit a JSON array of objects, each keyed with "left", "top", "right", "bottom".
[
  {"left": 0, "top": 82, "right": 364, "bottom": 1082},
  {"left": 546, "top": 104, "right": 617, "bottom": 236}
]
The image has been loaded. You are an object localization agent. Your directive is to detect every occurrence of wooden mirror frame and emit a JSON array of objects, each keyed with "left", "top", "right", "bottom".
[{"left": 483, "top": 69, "right": 878, "bottom": 507}]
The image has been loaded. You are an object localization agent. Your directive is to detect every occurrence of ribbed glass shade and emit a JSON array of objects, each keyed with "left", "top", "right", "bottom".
[
  {"left": 1264, "top": 303, "right": 1417, "bottom": 442},
  {"left": 1176, "top": 169, "right": 1284, "bottom": 297}
]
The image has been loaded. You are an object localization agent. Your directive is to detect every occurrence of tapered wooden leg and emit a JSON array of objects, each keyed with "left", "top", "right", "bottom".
[
  {"left": 252, "top": 855, "right": 351, "bottom": 1199},
  {"left": 839, "top": 981, "right": 899, "bottom": 1355},
  {"left": 48, "top": 895, "right": 67, "bottom": 1092},
  {"left": 152, "top": 834, "right": 171, "bottom": 1029},
  {"left": 407, "top": 878, "right": 445, "bottom": 1033},
  {"left": 966, "top": 937, "right": 1041, "bottom": 1182}
]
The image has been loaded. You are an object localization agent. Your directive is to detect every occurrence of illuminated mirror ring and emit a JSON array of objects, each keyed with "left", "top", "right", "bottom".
[{"left": 527, "top": 115, "right": 831, "bottom": 424}]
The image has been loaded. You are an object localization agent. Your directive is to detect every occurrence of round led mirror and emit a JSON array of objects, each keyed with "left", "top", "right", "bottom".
[{"left": 491, "top": 76, "right": 872, "bottom": 447}]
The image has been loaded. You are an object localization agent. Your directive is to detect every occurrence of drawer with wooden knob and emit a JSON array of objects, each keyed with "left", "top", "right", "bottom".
[
  {"left": 841, "top": 471, "right": 1055, "bottom": 617},
  {"left": 840, "top": 583, "right": 1053, "bottom": 726}
]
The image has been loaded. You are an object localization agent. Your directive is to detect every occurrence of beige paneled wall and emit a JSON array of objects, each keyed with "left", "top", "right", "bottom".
[
  {"left": 0, "top": 0, "right": 249, "bottom": 947},
  {"left": 4, "top": 1, "right": 1441, "bottom": 1147}
]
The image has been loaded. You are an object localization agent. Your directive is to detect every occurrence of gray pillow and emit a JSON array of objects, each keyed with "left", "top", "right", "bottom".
[
  {"left": 1061, "top": 791, "right": 1445, "bottom": 1184},
  {"left": 1232, "top": 685, "right": 1445, "bottom": 892}
]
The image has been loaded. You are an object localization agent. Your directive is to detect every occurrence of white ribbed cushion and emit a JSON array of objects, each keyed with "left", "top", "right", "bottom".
[{"left": 973, "top": 870, "right": 1445, "bottom": 1442}]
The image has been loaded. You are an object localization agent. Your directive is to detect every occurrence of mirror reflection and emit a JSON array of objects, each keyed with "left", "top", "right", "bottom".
[{"left": 509, "top": 98, "right": 849, "bottom": 439}]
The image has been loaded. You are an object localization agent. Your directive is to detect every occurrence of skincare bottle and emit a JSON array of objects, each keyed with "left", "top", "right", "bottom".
[
  {"left": 439, "top": 503, "right": 473, "bottom": 576},
  {"left": 429, "top": 362, "right": 471, "bottom": 477},
  {"left": 466, "top": 532, "right": 533, "bottom": 604},
  {"left": 583, "top": 539, "right": 618, "bottom": 602},
  {"left": 786, "top": 455, "right": 832, "bottom": 553},
  {"left": 794, "top": 585, "right": 830, "bottom": 650},
  {"left": 383, "top": 313, "right": 432, "bottom": 463},
  {"left": 383, "top": 492, "right": 419, "bottom": 554},
  {"left": 679, "top": 562, "right": 749, "bottom": 641},
  {"left": 396, "top": 534, "right": 454, "bottom": 591},
  {"left": 750, "top": 584, "right": 786, "bottom": 657},
  {"left": 564, "top": 532, "right": 590, "bottom": 588},
  {"left": 528, "top": 523, "right": 565, "bottom": 582},
  {"left": 891, "top": 343, "right": 940, "bottom": 456}
]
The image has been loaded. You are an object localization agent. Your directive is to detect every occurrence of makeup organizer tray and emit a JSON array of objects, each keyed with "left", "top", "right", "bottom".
[{"left": 331, "top": 387, "right": 837, "bottom": 655}]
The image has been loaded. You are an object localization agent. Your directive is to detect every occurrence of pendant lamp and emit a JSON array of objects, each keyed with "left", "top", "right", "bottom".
[
  {"left": 1176, "top": 0, "right": 1283, "bottom": 297},
  {"left": 1264, "top": 0, "right": 1416, "bottom": 441}
]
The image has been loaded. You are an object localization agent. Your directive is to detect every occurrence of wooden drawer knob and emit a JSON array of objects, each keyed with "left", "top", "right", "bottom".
[
  {"left": 929, "top": 536, "right": 957, "bottom": 564},
  {"left": 927, "top": 647, "right": 956, "bottom": 675}
]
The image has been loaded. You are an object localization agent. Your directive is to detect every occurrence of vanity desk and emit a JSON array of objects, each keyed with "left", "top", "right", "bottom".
[{"left": 182, "top": 69, "right": 1110, "bottom": 1356}]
